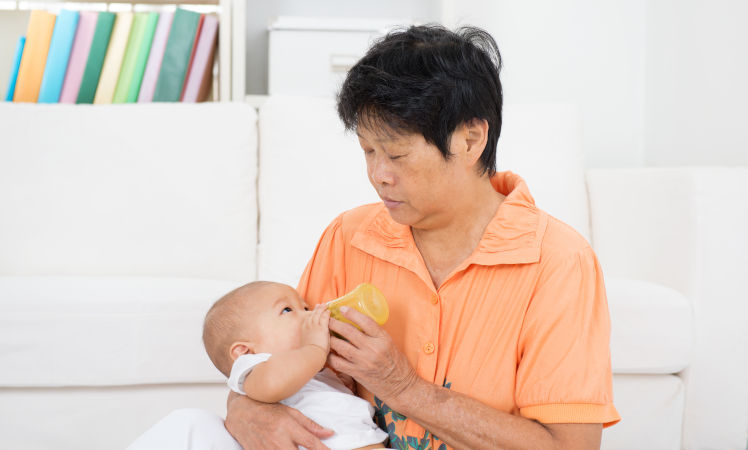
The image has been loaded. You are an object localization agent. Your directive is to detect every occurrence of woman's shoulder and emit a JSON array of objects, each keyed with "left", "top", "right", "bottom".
[{"left": 538, "top": 212, "right": 595, "bottom": 261}]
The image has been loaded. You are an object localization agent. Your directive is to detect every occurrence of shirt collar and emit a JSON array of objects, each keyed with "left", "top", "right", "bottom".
[{"left": 351, "top": 171, "right": 548, "bottom": 286}]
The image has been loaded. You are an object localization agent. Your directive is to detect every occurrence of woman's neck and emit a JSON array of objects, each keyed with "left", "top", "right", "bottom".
[{"left": 411, "top": 177, "right": 504, "bottom": 289}]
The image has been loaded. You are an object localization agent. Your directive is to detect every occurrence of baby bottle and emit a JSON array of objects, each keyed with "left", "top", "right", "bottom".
[{"left": 326, "top": 283, "right": 389, "bottom": 328}]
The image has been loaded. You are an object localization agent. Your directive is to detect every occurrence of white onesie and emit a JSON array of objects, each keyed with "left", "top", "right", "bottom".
[{"left": 228, "top": 353, "right": 388, "bottom": 450}]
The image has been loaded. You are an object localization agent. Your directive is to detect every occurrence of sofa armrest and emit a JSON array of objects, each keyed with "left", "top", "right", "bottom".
[{"left": 586, "top": 167, "right": 748, "bottom": 450}]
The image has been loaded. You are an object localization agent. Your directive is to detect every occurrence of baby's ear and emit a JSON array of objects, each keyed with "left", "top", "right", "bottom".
[{"left": 229, "top": 341, "right": 256, "bottom": 360}]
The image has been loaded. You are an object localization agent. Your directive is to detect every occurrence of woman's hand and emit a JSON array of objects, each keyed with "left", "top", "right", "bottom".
[
  {"left": 225, "top": 391, "right": 333, "bottom": 450},
  {"left": 327, "top": 306, "right": 419, "bottom": 406}
]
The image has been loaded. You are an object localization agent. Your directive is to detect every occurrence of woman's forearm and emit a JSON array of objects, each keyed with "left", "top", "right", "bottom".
[{"left": 389, "top": 378, "right": 560, "bottom": 450}]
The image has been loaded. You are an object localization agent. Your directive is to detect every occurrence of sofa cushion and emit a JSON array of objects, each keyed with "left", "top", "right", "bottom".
[
  {"left": 603, "top": 374, "right": 685, "bottom": 449},
  {"left": 0, "top": 103, "right": 258, "bottom": 282},
  {"left": 607, "top": 276, "right": 692, "bottom": 374},
  {"left": 0, "top": 276, "right": 238, "bottom": 386},
  {"left": 0, "top": 384, "right": 228, "bottom": 450}
]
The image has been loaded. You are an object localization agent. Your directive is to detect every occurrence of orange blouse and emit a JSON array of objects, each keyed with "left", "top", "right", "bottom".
[{"left": 298, "top": 171, "right": 620, "bottom": 449}]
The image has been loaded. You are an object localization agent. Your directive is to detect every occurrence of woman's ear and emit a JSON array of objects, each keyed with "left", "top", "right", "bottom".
[
  {"left": 463, "top": 118, "right": 489, "bottom": 166},
  {"left": 229, "top": 341, "right": 256, "bottom": 361}
]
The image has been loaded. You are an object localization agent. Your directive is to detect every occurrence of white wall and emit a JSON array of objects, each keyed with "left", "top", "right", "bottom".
[
  {"left": 645, "top": 0, "right": 748, "bottom": 166},
  {"left": 443, "top": 0, "right": 648, "bottom": 169},
  {"left": 443, "top": 0, "right": 748, "bottom": 168}
]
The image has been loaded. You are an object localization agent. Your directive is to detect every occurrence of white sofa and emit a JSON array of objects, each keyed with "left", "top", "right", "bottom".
[{"left": 0, "top": 98, "right": 745, "bottom": 450}]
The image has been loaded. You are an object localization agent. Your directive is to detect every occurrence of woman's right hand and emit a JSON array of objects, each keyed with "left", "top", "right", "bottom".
[{"left": 225, "top": 391, "right": 334, "bottom": 449}]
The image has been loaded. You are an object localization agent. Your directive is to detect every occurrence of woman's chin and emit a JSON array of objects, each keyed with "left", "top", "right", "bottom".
[{"left": 384, "top": 206, "right": 419, "bottom": 227}]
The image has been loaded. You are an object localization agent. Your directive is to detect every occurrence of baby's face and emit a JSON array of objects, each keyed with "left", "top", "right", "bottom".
[{"left": 242, "top": 283, "right": 313, "bottom": 354}]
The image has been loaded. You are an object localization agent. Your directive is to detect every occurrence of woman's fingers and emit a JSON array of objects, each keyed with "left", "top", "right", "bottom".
[
  {"left": 287, "top": 407, "right": 334, "bottom": 449},
  {"left": 327, "top": 352, "right": 356, "bottom": 376},
  {"left": 329, "top": 335, "right": 359, "bottom": 362},
  {"left": 340, "top": 306, "right": 382, "bottom": 337},
  {"left": 328, "top": 316, "right": 363, "bottom": 345},
  {"left": 225, "top": 396, "right": 331, "bottom": 450}
]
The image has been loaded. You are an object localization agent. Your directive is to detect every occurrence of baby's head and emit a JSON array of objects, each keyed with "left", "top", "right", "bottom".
[{"left": 202, "top": 281, "right": 313, "bottom": 377}]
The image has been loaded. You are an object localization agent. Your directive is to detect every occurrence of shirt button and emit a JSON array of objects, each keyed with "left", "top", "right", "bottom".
[
  {"left": 423, "top": 342, "right": 435, "bottom": 354},
  {"left": 430, "top": 294, "right": 439, "bottom": 305}
]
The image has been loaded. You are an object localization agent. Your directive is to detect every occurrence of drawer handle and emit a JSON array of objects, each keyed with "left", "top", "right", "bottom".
[{"left": 330, "top": 54, "right": 360, "bottom": 72}]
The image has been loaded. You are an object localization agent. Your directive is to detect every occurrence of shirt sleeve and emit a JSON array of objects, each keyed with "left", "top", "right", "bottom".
[
  {"left": 515, "top": 245, "right": 621, "bottom": 427},
  {"left": 227, "top": 353, "right": 272, "bottom": 395},
  {"left": 297, "top": 214, "right": 348, "bottom": 307}
]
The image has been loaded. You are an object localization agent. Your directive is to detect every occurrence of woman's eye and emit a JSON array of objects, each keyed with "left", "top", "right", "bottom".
[
  {"left": 389, "top": 154, "right": 403, "bottom": 160},
  {"left": 281, "top": 307, "right": 292, "bottom": 314}
]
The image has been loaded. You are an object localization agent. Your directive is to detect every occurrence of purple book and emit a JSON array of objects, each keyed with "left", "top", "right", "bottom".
[
  {"left": 137, "top": 11, "right": 173, "bottom": 103},
  {"left": 59, "top": 11, "right": 98, "bottom": 103}
]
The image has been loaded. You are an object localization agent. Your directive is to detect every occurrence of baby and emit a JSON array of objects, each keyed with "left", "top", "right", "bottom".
[{"left": 202, "top": 281, "right": 388, "bottom": 450}]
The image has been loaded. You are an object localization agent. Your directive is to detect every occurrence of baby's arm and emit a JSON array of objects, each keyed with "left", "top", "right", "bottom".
[{"left": 243, "top": 306, "right": 330, "bottom": 403}]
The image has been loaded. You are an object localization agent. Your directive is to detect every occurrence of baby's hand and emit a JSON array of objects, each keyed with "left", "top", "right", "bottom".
[{"left": 301, "top": 304, "right": 331, "bottom": 354}]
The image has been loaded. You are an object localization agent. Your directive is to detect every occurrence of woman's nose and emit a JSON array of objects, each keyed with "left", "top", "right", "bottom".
[{"left": 369, "top": 155, "right": 394, "bottom": 186}]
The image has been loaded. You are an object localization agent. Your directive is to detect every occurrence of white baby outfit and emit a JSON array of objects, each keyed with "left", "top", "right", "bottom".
[{"left": 228, "top": 353, "right": 388, "bottom": 450}]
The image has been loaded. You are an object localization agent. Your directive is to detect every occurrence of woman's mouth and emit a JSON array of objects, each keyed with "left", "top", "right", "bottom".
[{"left": 381, "top": 196, "right": 402, "bottom": 209}]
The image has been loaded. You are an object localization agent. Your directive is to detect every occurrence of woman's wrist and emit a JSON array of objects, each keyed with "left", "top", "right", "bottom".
[{"left": 381, "top": 368, "right": 426, "bottom": 414}]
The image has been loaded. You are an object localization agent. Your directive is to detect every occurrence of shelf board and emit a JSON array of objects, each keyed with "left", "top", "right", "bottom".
[{"left": 12, "top": 0, "right": 219, "bottom": 5}]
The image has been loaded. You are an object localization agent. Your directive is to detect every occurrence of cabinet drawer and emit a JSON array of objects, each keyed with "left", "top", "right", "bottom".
[{"left": 268, "top": 28, "right": 382, "bottom": 96}]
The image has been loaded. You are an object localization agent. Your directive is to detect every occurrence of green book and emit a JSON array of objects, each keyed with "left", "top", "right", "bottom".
[
  {"left": 113, "top": 12, "right": 147, "bottom": 103},
  {"left": 125, "top": 12, "right": 159, "bottom": 102},
  {"left": 152, "top": 8, "right": 200, "bottom": 102},
  {"left": 76, "top": 12, "right": 115, "bottom": 104}
]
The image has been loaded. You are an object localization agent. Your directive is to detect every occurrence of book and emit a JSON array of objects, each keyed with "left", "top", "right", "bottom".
[
  {"left": 38, "top": 10, "right": 80, "bottom": 103},
  {"left": 182, "top": 15, "right": 218, "bottom": 103},
  {"left": 13, "top": 10, "right": 56, "bottom": 103},
  {"left": 4, "top": 37, "right": 25, "bottom": 101},
  {"left": 59, "top": 11, "right": 98, "bottom": 103},
  {"left": 152, "top": 8, "right": 200, "bottom": 102},
  {"left": 76, "top": 11, "right": 115, "bottom": 104},
  {"left": 137, "top": 11, "right": 173, "bottom": 103},
  {"left": 112, "top": 12, "right": 148, "bottom": 103},
  {"left": 125, "top": 12, "right": 159, "bottom": 102},
  {"left": 94, "top": 12, "right": 133, "bottom": 104},
  {"left": 180, "top": 14, "right": 204, "bottom": 100}
]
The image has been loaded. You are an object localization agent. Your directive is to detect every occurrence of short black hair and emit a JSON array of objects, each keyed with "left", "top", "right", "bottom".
[{"left": 337, "top": 24, "right": 503, "bottom": 176}]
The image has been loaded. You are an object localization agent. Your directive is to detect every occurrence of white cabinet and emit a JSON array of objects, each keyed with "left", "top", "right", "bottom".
[{"left": 268, "top": 17, "right": 409, "bottom": 97}]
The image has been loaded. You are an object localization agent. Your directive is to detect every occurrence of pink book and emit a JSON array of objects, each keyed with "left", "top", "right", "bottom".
[
  {"left": 182, "top": 15, "right": 218, "bottom": 103},
  {"left": 59, "top": 11, "right": 98, "bottom": 103},
  {"left": 137, "top": 11, "right": 173, "bottom": 103}
]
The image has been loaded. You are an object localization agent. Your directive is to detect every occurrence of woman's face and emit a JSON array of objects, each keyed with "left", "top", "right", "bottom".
[{"left": 357, "top": 125, "right": 469, "bottom": 230}]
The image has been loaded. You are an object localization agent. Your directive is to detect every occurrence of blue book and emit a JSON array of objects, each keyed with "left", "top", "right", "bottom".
[
  {"left": 4, "top": 36, "right": 25, "bottom": 101},
  {"left": 38, "top": 10, "right": 79, "bottom": 103}
]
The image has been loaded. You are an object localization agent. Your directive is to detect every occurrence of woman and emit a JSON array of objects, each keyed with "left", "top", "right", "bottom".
[{"left": 224, "top": 25, "right": 619, "bottom": 449}]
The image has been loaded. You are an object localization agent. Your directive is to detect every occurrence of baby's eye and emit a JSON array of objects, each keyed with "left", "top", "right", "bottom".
[
  {"left": 304, "top": 306, "right": 310, "bottom": 311},
  {"left": 281, "top": 307, "right": 292, "bottom": 314}
]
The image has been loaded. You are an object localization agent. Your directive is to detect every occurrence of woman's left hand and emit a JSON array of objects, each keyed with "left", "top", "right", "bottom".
[{"left": 327, "top": 306, "right": 419, "bottom": 405}]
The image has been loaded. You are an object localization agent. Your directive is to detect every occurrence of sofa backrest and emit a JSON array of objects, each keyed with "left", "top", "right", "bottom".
[
  {"left": 257, "top": 96, "right": 379, "bottom": 286},
  {"left": 0, "top": 103, "right": 258, "bottom": 282},
  {"left": 257, "top": 97, "right": 589, "bottom": 288}
]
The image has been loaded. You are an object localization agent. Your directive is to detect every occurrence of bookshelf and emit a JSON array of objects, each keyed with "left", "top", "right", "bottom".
[{"left": 0, "top": 0, "right": 246, "bottom": 101}]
